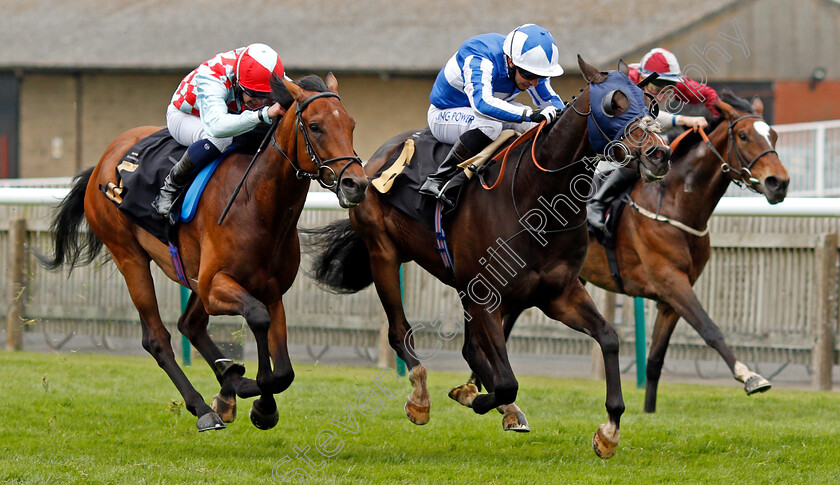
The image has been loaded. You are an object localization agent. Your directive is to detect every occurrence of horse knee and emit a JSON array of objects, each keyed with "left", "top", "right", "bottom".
[
  {"left": 259, "top": 368, "right": 295, "bottom": 395},
  {"left": 597, "top": 328, "right": 620, "bottom": 356},
  {"left": 646, "top": 358, "right": 664, "bottom": 381},
  {"left": 141, "top": 332, "right": 172, "bottom": 360},
  {"left": 494, "top": 378, "right": 519, "bottom": 405}
]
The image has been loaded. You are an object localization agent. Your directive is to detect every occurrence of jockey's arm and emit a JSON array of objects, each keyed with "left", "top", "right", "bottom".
[
  {"left": 657, "top": 110, "right": 708, "bottom": 130},
  {"left": 527, "top": 79, "right": 565, "bottom": 110},
  {"left": 194, "top": 72, "right": 266, "bottom": 139},
  {"left": 674, "top": 78, "right": 720, "bottom": 116},
  {"left": 463, "top": 55, "right": 534, "bottom": 122}
]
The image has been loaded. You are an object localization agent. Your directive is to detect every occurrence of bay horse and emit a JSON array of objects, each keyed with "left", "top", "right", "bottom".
[
  {"left": 38, "top": 74, "right": 368, "bottom": 431},
  {"left": 579, "top": 90, "right": 789, "bottom": 412},
  {"left": 305, "top": 57, "right": 671, "bottom": 458}
]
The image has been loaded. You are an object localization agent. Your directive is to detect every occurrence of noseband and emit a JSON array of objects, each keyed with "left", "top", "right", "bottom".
[
  {"left": 701, "top": 114, "right": 777, "bottom": 192},
  {"left": 272, "top": 91, "right": 363, "bottom": 190}
]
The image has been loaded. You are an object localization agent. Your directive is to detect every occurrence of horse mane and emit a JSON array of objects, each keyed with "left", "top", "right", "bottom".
[
  {"left": 269, "top": 74, "right": 330, "bottom": 110},
  {"left": 670, "top": 88, "right": 754, "bottom": 161}
]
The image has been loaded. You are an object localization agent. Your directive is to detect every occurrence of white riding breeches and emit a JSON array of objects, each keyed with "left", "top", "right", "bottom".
[
  {"left": 427, "top": 104, "right": 537, "bottom": 144},
  {"left": 166, "top": 104, "right": 233, "bottom": 151}
]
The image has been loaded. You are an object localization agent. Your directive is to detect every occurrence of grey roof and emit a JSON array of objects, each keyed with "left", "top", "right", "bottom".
[{"left": 1, "top": 0, "right": 742, "bottom": 73}]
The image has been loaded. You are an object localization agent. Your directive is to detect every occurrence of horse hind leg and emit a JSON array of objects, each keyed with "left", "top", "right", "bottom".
[
  {"left": 644, "top": 302, "right": 681, "bottom": 413},
  {"left": 112, "top": 251, "right": 224, "bottom": 431},
  {"left": 365, "top": 237, "right": 430, "bottom": 425}
]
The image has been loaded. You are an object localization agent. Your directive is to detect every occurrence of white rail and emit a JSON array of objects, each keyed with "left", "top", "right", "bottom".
[
  {"left": 1, "top": 188, "right": 839, "bottom": 217},
  {"left": 0, "top": 188, "right": 344, "bottom": 210}
]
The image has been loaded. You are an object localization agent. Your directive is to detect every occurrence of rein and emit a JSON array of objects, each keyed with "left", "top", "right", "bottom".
[
  {"left": 669, "top": 114, "right": 777, "bottom": 193},
  {"left": 481, "top": 120, "right": 546, "bottom": 190}
]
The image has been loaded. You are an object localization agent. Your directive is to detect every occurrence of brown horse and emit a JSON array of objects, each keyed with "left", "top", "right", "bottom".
[
  {"left": 580, "top": 90, "right": 789, "bottom": 412},
  {"left": 305, "top": 57, "right": 671, "bottom": 458},
  {"left": 38, "top": 74, "right": 368, "bottom": 431}
]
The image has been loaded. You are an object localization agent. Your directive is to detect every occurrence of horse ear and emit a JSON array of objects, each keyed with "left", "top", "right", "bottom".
[
  {"left": 751, "top": 96, "right": 764, "bottom": 116},
  {"left": 578, "top": 55, "right": 606, "bottom": 83},
  {"left": 617, "top": 58, "right": 629, "bottom": 75},
  {"left": 283, "top": 77, "right": 305, "bottom": 102},
  {"left": 716, "top": 98, "right": 740, "bottom": 119},
  {"left": 325, "top": 72, "right": 339, "bottom": 94}
]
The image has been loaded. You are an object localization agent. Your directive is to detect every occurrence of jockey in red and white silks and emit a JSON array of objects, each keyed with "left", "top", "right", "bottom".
[
  {"left": 167, "top": 44, "right": 286, "bottom": 152},
  {"left": 153, "top": 43, "right": 287, "bottom": 221}
]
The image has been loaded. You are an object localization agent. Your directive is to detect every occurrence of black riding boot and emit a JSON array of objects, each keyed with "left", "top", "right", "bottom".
[
  {"left": 586, "top": 166, "right": 639, "bottom": 231},
  {"left": 419, "top": 128, "right": 492, "bottom": 209},
  {"left": 152, "top": 139, "right": 220, "bottom": 223}
]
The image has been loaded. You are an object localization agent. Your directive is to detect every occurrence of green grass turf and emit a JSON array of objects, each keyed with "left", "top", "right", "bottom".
[{"left": 0, "top": 351, "right": 838, "bottom": 484}]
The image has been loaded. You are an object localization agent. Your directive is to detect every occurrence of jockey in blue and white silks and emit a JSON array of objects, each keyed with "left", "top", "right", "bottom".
[{"left": 421, "top": 24, "right": 566, "bottom": 208}]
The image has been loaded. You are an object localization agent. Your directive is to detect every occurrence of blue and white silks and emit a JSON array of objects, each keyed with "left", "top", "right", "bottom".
[{"left": 429, "top": 33, "right": 564, "bottom": 123}]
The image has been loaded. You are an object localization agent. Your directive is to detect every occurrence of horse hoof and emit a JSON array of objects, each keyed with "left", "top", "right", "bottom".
[
  {"left": 502, "top": 411, "right": 530, "bottom": 432},
  {"left": 745, "top": 375, "right": 771, "bottom": 395},
  {"left": 405, "top": 401, "right": 430, "bottom": 425},
  {"left": 448, "top": 384, "right": 477, "bottom": 408},
  {"left": 212, "top": 393, "right": 237, "bottom": 423},
  {"left": 250, "top": 404, "right": 280, "bottom": 430},
  {"left": 196, "top": 411, "right": 226, "bottom": 432},
  {"left": 592, "top": 425, "right": 619, "bottom": 459}
]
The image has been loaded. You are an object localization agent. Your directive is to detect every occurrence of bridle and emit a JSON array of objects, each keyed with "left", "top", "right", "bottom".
[
  {"left": 271, "top": 91, "right": 363, "bottom": 190},
  {"left": 696, "top": 114, "right": 777, "bottom": 192}
]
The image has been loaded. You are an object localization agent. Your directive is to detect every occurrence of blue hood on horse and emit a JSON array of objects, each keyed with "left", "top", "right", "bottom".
[{"left": 588, "top": 71, "right": 650, "bottom": 154}]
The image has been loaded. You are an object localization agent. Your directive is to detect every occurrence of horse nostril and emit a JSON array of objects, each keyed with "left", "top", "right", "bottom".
[
  {"left": 764, "top": 175, "right": 788, "bottom": 192},
  {"left": 645, "top": 146, "right": 670, "bottom": 163},
  {"left": 341, "top": 178, "right": 359, "bottom": 193}
]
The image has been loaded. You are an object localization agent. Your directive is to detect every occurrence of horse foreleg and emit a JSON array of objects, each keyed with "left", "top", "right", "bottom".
[
  {"left": 113, "top": 255, "right": 224, "bottom": 431},
  {"left": 644, "top": 302, "right": 681, "bottom": 413},
  {"left": 449, "top": 321, "right": 529, "bottom": 431},
  {"left": 657, "top": 274, "right": 771, "bottom": 397},
  {"left": 461, "top": 308, "right": 519, "bottom": 420},
  {"left": 205, "top": 274, "right": 286, "bottom": 431},
  {"left": 176, "top": 291, "right": 255, "bottom": 423},
  {"left": 540, "top": 281, "right": 623, "bottom": 459}
]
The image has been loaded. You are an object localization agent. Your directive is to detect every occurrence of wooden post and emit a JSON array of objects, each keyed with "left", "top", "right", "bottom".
[
  {"left": 591, "top": 289, "right": 615, "bottom": 379},
  {"left": 6, "top": 218, "right": 26, "bottom": 351},
  {"left": 377, "top": 320, "right": 396, "bottom": 369},
  {"left": 813, "top": 233, "right": 837, "bottom": 390}
]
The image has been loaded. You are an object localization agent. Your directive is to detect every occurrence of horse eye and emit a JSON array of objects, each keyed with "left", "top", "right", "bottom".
[
  {"left": 738, "top": 132, "right": 748, "bottom": 141},
  {"left": 308, "top": 122, "right": 322, "bottom": 133}
]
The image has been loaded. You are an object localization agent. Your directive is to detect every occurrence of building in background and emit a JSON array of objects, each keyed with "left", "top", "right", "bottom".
[{"left": 0, "top": 0, "right": 838, "bottom": 178}]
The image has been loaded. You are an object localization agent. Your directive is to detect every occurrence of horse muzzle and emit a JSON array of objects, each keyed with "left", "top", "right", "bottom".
[
  {"left": 336, "top": 176, "right": 368, "bottom": 208},
  {"left": 761, "top": 175, "right": 789, "bottom": 205},
  {"left": 639, "top": 145, "right": 671, "bottom": 181}
]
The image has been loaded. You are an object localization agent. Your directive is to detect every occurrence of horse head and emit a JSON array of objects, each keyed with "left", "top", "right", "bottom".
[
  {"left": 578, "top": 56, "right": 671, "bottom": 182},
  {"left": 715, "top": 95, "right": 789, "bottom": 204},
  {"left": 273, "top": 73, "right": 368, "bottom": 207}
]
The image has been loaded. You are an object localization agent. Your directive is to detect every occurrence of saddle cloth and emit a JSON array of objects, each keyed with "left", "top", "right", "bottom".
[
  {"left": 369, "top": 128, "right": 517, "bottom": 231},
  {"left": 100, "top": 129, "right": 239, "bottom": 244}
]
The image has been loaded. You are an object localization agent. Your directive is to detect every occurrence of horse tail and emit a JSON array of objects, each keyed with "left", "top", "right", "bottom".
[
  {"left": 302, "top": 218, "right": 373, "bottom": 293},
  {"left": 35, "top": 167, "right": 104, "bottom": 271}
]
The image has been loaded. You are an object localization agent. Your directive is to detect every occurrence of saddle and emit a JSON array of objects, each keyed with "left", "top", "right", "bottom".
[
  {"left": 100, "top": 128, "right": 261, "bottom": 244},
  {"left": 370, "top": 128, "right": 517, "bottom": 231}
]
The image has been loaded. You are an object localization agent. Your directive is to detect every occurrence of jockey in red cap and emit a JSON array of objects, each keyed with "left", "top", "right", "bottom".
[
  {"left": 588, "top": 47, "right": 721, "bottom": 232},
  {"left": 153, "top": 43, "right": 288, "bottom": 222},
  {"left": 631, "top": 47, "right": 720, "bottom": 130}
]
